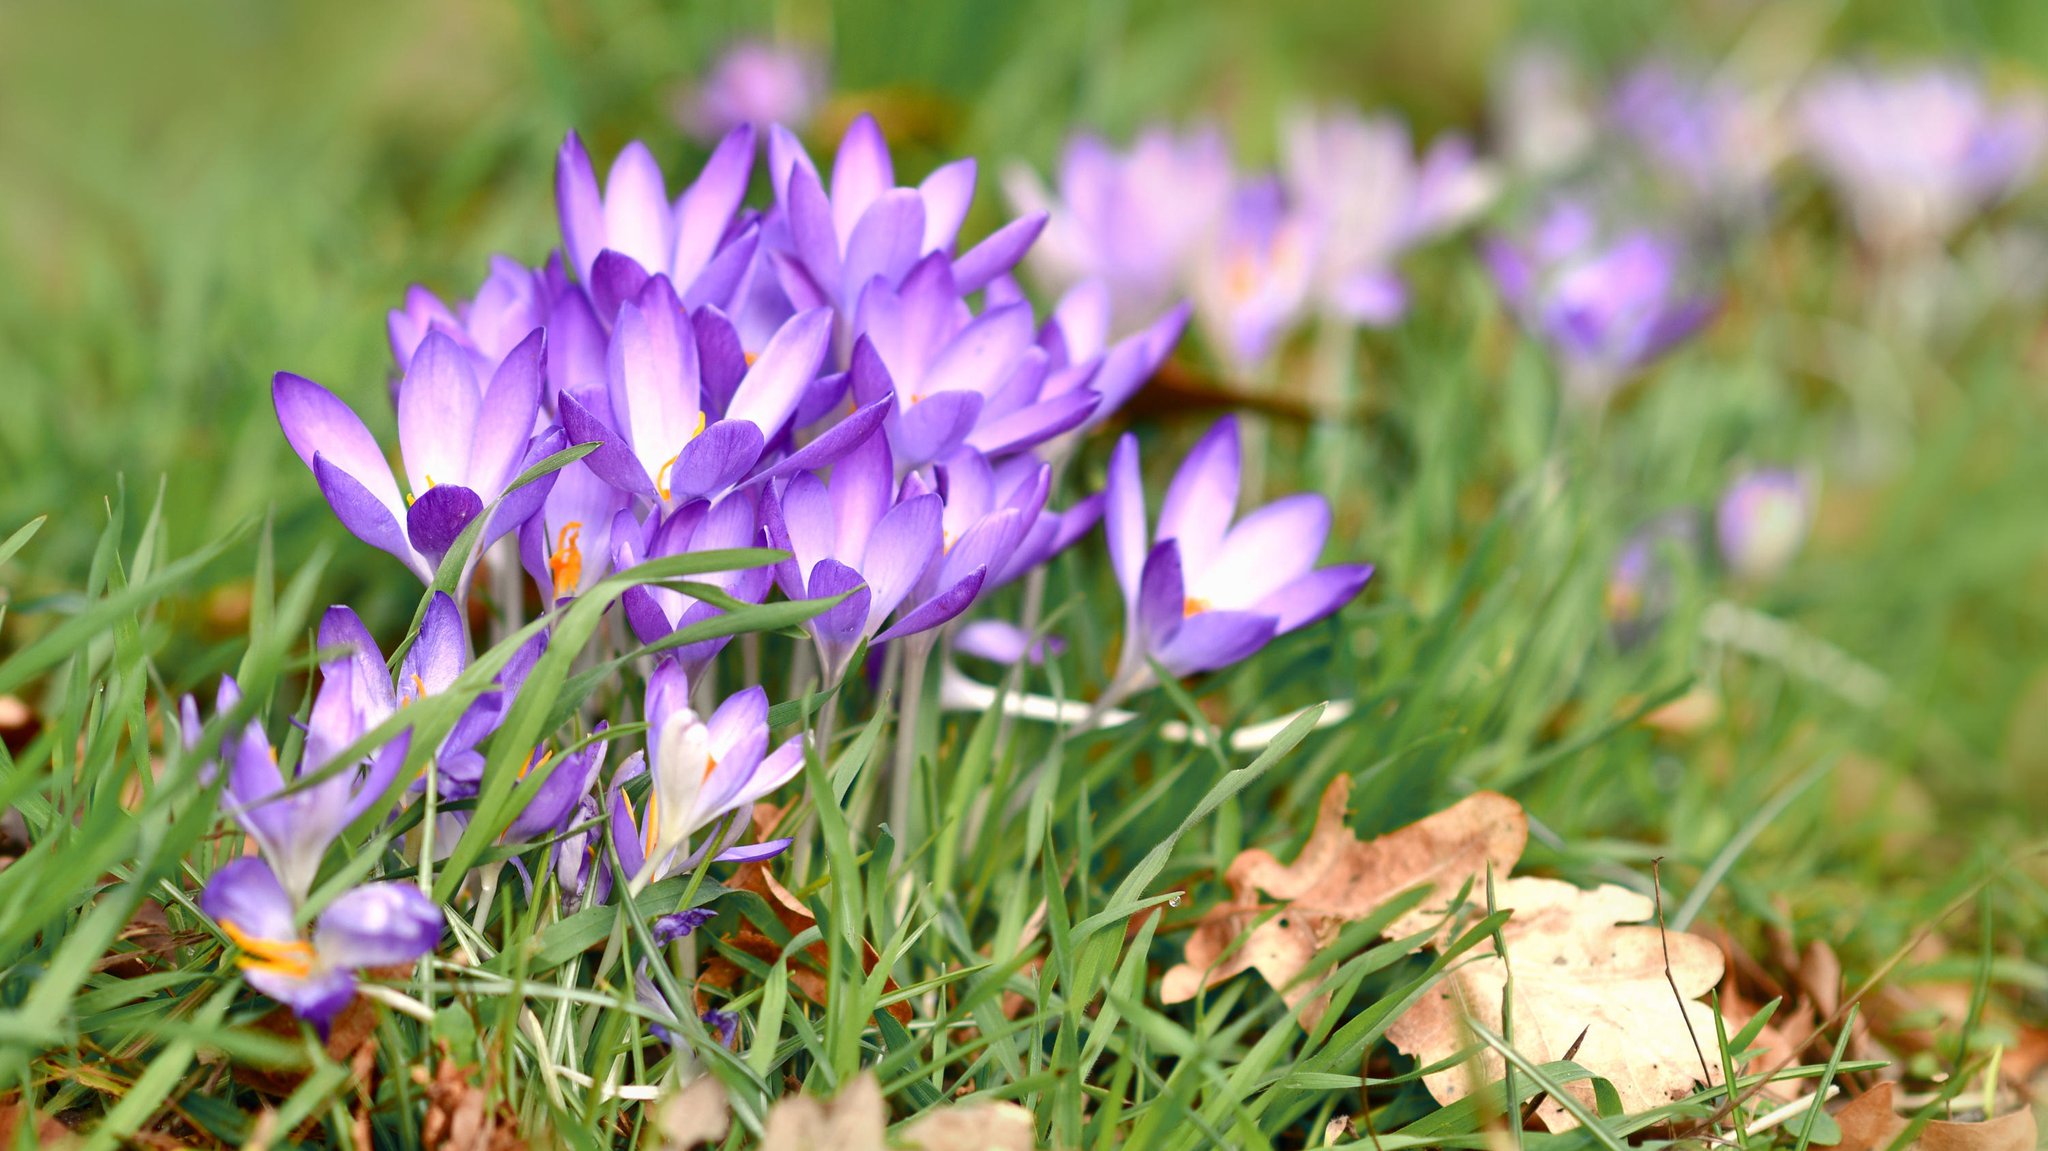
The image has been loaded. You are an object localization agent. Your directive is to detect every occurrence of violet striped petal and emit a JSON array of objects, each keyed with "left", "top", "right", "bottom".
[
  {"left": 274, "top": 372, "right": 405, "bottom": 520},
  {"left": 1154, "top": 610, "right": 1278, "bottom": 678},
  {"left": 859, "top": 492, "right": 943, "bottom": 622},
  {"left": 725, "top": 307, "right": 833, "bottom": 438},
  {"left": 830, "top": 113, "right": 895, "bottom": 239},
  {"left": 558, "top": 390, "right": 656, "bottom": 499},
  {"left": 893, "top": 390, "right": 983, "bottom": 467},
  {"left": 672, "top": 124, "right": 757, "bottom": 286},
  {"left": 952, "top": 211, "right": 1047, "bottom": 294},
  {"left": 397, "top": 331, "right": 483, "bottom": 495},
  {"left": 874, "top": 565, "right": 987, "bottom": 644},
  {"left": 406, "top": 484, "right": 484, "bottom": 572},
  {"left": 312, "top": 454, "right": 423, "bottom": 578},
  {"left": 469, "top": 328, "right": 547, "bottom": 496},
  {"left": 665, "top": 419, "right": 764, "bottom": 502},
  {"left": 590, "top": 250, "right": 652, "bottom": 324},
  {"left": 1156, "top": 416, "right": 1241, "bottom": 573}
]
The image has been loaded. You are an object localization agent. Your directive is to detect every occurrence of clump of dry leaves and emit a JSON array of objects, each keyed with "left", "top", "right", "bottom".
[
  {"left": 1835, "top": 1082, "right": 2038, "bottom": 1151},
  {"left": 656, "top": 1073, "right": 1036, "bottom": 1151},
  {"left": 1164, "top": 777, "right": 1734, "bottom": 1129}
]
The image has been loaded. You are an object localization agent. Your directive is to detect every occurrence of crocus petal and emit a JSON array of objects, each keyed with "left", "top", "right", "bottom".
[
  {"left": 704, "top": 685, "right": 770, "bottom": 753},
  {"left": 556, "top": 132, "right": 606, "bottom": 280},
  {"left": 590, "top": 250, "right": 653, "bottom": 324},
  {"left": 469, "top": 328, "right": 548, "bottom": 496},
  {"left": 918, "top": 158, "right": 978, "bottom": 251},
  {"left": 1156, "top": 416, "right": 1241, "bottom": 572},
  {"left": 714, "top": 838, "right": 793, "bottom": 863},
  {"left": 875, "top": 566, "right": 986, "bottom": 644},
  {"left": 559, "top": 390, "right": 658, "bottom": 499},
  {"left": 200, "top": 857, "right": 297, "bottom": 942},
  {"left": 923, "top": 302, "right": 1035, "bottom": 399},
  {"left": 547, "top": 286, "right": 607, "bottom": 401},
  {"left": 1135, "top": 539, "right": 1187, "bottom": 651},
  {"left": 1199, "top": 492, "right": 1332, "bottom": 605},
  {"left": 406, "top": 484, "right": 484, "bottom": 569},
  {"left": 767, "top": 122, "right": 817, "bottom": 204},
  {"left": 692, "top": 307, "right": 750, "bottom": 417},
  {"left": 681, "top": 224, "right": 759, "bottom": 312},
  {"left": 953, "top": 619, "right": 1061, "bottom": 665},
  {"left": 313, "top": 882, "right": 444, "bottom": 969},
  {"left": 952, "top": 212, "right": 1047, "bottom": 293},
  {"left": 603, "top": 141, "right": 676, "bottom": 276},
  {"left": 769, "top": 250, "right": 833, "bottom": 314},
  {"left": 397, "top": 331, "right": 483, "bottom": 495},
  {"left": 859, "top": 492, "right": 942, "bottom": 623},
  {"left": 841, "top": 189, "right": 926, "bottom": 301},
  {"left": 829, "top": 424, "right": 895, "bottom": 554},
  {"left": 401, "top": 592, "right": 467, "bottom": 699},
  {"left": 830, "top": 113, "right": 895, "bottom": 240},
  {"left": 725, "top": 307, "right": 833, "bottom": 437},
  {"left": 751, "top": 394, "right": 893, "bottom": 483},
  {"left": 893, "top": 390, "right": 984, "bottom": 467},
  {"left": 1254, "top": 563, "right": 1374, "bottom": 634},
  {"left": 963, "top": 388, "right": 1100, "bottom": 457},
  {"left": 1104, "top": 433, "right": 1146, "bottom": 603},
  {"left": 1333, "top": 270, "right": 1409, "bottom": 326},
  {"left": 1155, "top": 610, "right": 1278, "bottom": 678},
  {"left": 665, "top": 420, "right": 764, "bottom": 502},
  {"left": 761, "top": 473, "right": 830, "bottom": 598},
  {"left": 312, "top": 454, "right": 422, "bottom": 577},
  {"left": 672, "top": 124, "right": 756, "bottom": 287},
  {"left": 274, "top": 372, "right": 406, "bottom": 521},
  {"left": 786, "top": 164, "right": 843, "bottom": 295},
  {"left": 610, "top": 277, "right": 702, "bottom": 487},
  {"left": 803, "top": 558, "right": 872, "bottom": 675}
]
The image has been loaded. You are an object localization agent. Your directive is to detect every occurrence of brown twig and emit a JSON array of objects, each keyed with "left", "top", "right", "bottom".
[{"left": 1654, "top": 858, "right": 1717, "bottom": 1088}]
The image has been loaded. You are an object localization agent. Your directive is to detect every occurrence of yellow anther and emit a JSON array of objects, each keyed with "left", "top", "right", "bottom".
[
  {"left": 548, "top": 522, "right": 584, "bottom": 599},
  {"left": 518, "top": 747, "right": 553, "bottom": 780},
  {"left": 744, "top": 351, "right": 759, "bottom": 366},
  {"left": 1183, "top": 596, "right": 1212, "bottom": 618},
  {"left": 221, "top": 919, "right": 317, "bottom": 980},
  {"left": 405, "top": 473, "right": 439, "bottom": 508}
]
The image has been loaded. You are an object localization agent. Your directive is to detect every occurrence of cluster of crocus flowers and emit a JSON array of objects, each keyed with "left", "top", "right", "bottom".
[
  {"left": 1006, "top": 108, "right": 1494, "bottom": 376},
  {"left": 217, "top": 109, "right": 1376, "bottom": 1032}
]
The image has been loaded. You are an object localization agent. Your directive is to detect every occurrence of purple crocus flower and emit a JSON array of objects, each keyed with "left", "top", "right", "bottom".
[
  {"left": 759, "top": 424, "right": 987, "bottom": 682},
  {"left": 635, "top": 971, "right": 739, "bottom": 1047},
  {"left": 849, "top": 253, "right": 1096, "bottom": 467},
  {"left": 677, "top": 41, "right": 827, "bottom": 141},
  {"left": 607, "top": 661, "right": 804, "bottom": 884},
  {"left": 519, "top": 453, "right": 632, "bottom": 606},
  {"left": 1039, "top": 280, "right": 1191, "bottom": 437},
  {"left": 201, "top": 858, "right": 440, "bottom": 1033},
  {"left": 1281, "top": 107, "right": 1496, "bottom": 326},
  {"left": 1716, "top": 469, "right": 1812, "bottom": 583},
  {"left": 1492, "top": 44, "right": 1598, "bottom": 180},
  {"left": 1103, "top": 417, "right": 1372, "bottom": 686},
  {"left": 1005, "top": 125, "right": 1233, "bottom": 334},
  {"left": 555, "top": 127, "right": 761, "bottom": 312},
  {"left": 387, "top": 256, "right": 550, "bottom": 381},
  {"left": 207, "top": 607, "right": 406, "bottom": 905},
  {"left": 1483, "top": 200, "right": 1717, "bottom": 400},
  {"left": 1798, "top": 64, "right": 2047, "bottom": 253},
  {"left": 1606, "top": 510, "right": 1700, "bottom": 650},
  {"left": 1191, "top": 177, "right": 1315, "bottom": 372},
  {"left": 558, "top": 277, "right": 834, "bottom": 509},
  {"left": 765, "top": 114, "right": 1045, "bottom": 332},
  {"left": 275, "top": 330, "right": 561, "bottom": 580},
  {"left": 1611, "top": 61, "right": 1788, "bottom": 211},
  {"left": 616, "top": 487, "right": 776, "bottom": 678}
]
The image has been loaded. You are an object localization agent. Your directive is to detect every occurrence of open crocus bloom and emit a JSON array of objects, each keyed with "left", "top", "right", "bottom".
[
  {"left": 766, "top": 114, "right": 1045, "bottom": 326},
  {"left": 760, "top": 423, "right": 986, "bottom": 682},
  {"left": 1192, "top": 177, "right": 1316, "bottom": 374},
  {"left": 274, "top": 328, "right": 560, "bottom": 580},
  {"left": 1716, "top": 469, "right": 1812, "bottom": 583},
  {"left": 559, "top": 275, "right": 833, "bottom": 508},
  {"left": 1484, "top": 200, "right": 1716, "bottom": 401},
  {"left": 555, "top": 126, "right": 761, "bottom": 312},
  {"left": 205, "top": 607, "right": 405, "bottom": 905},
  {"left": 201, "top": 858, "right": 440, "bottom": 1033},
  {"left": 1105, "top": 417, "right": 1373, "bottom": 682},
  {"left": 1281, "top": 107, "right": 1496, "bottom": 326},
  {"left": 1798, "top": 65, "right": 2047, "bottom": 254},
  {"left": 607, "top": 662, "right": 803, "bottom": 884}
]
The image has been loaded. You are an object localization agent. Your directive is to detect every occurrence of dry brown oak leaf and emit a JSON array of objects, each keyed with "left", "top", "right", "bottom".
[
  {"left": 1835, "top": 1082, "right": 2039, "bottom": 1151},
  {"left": 1385, "top": 877, "right": 1725, "bottom": 1131},
  {"left": 734, "top": 1072, "right": 1037, "bottom": 1151},
  {"left": 1161, "top": 779, "right": 1527, "bottom": 1029}
]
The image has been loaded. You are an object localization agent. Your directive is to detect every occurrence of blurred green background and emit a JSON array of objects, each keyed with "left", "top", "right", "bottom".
[{"left": 4, "top": 0, "right": 2048, "bottom": 844}]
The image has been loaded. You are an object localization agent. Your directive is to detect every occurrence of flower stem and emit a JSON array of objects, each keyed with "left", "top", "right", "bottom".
[{"left": 889, "top": 635, "right": 933, "bottom": 844}]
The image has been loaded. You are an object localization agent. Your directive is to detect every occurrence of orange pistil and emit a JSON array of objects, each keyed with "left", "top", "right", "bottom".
[
  {"left": 1183, "top": 596, "right": 1212, "bottom": 618},
  {"left": 548, "top": 522, "right": 584, "bottom": 600},
  {"left": 221, "top": 919, "right": 317, "bottom": 980}
]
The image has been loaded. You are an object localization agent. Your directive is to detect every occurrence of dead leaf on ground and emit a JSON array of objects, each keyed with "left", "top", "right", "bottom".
[
  {"left": 751, "top": 1072, "right": 1037, "bottom": 1151},
  {"left": 1836, "top": 1082, "right": 2038, "bottom": 1151},
  {"left": 1161, "top": 779, "right": 1527, "bottom": 1028},
  {"left": 411, "top": 1041, "right": 527, "bottom": 1151},
  {"left": 0, "top": 1098, "right": 72, "bottom": 1146},
  {"left": 1385, "top": 877, "right": 1726, "bottom": 1131},
  {"left": 696, "top": 807, "right": 911, "bottom": 1026}
]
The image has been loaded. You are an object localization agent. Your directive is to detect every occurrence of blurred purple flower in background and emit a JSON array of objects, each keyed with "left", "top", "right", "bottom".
[
  {"left": 1484, "top": 200, "right": 1717, "bottom": 400},
  {"left": 1798, "top": 64, "right": 2047, "bottom": 253},
  {"left": 1191, "top": 177, "right": 1315, "bottom": 374},
  {"left": 677, "top": 41, "right": 828, "bottom": 141},
  {"left": 1606, "top": 510, "right": 1701, "bottom": 649},
  {"left": 1716, "top": 468, "right": 1813, "bottom": 583},
  {"left": 1493, "top": 44, "right": 1598, "bottom": 180},
  {"left": 1613, "top": 60, "right": 1789, "bottom": 212}
]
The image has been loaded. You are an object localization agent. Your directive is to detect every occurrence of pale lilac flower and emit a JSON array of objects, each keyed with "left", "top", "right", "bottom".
[
  {"left": 1493, "top": 45, "right": 1598, "bottom": 179},
  {"left": 387, "top": 256, "right": 551, "bottom": 381},
  {"left": 678, "top": 41, "right": 828, "bottom": 141},
  {"left": 1281, "top": 107, "right": 1496, "bottom": 326},
  {"left": 202, "top": 859, "right": 440, "bottom": 1033},
  {"left": 1716, "top": 469, "right": 1812, "bottom": 582},
  {"left": 1191, "top": 178, "right": 1315, "bottom": 372},
  {"left": 1103, "top": 417, "right": 1372, "bottom": 684},
  {"left": 1799, "top": 64, "right": 2047, "bottom": 252},
  {"left": 555, "top": 128, "right": 762, "bottom": 311},
  {"left": 1612, "top": 61, "right": 1789, "bottom": 210},
  {"left": 1005, "top": 126, "right": 1233, "bottom": 333},
  {"left": 1606, "top": 510, "right": 1700, "bottom": 649}
]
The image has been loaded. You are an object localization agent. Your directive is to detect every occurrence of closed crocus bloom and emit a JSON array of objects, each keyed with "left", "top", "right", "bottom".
[
  {"left": 1104, "top": 417, "right": 1373, "bottom": 685},
  {"left": 1799, "top": 64, "right": 2047, "bottom": 254},
  {"left": 767, "top": 114, "right": 1046, "bottom": 327},
  {"left": 558, "top": 277, "right": 833, "bottom": 508},
  {"left": 678, "top": 41, "right": 827, "bottom": 141},
  {"left": 386, "top": 256, "right": 550, "bottom": 381},
  {"left": 555, "top": 127, "right": 762, "bottom": 314},
  {"left": 760, "top": 422, "right": 986, "bottom": 682},
  {"left": 1484, "top": 200, "right": 1716, "bottom": 401},
  {"left": 201, "top": 858, "right": 440, "bottom": 1033},
  {"left": 1005, "top": 125, "right": 1233, "bottom": 334},
  {"left": 274, "top": 329, "right": 562, "bottom": 580},
  {"left": 1280, "top": 107, "right": 1495, "bottom": 327},
  {"left": 607, "top": 662, "right": 804, "bottom": 885},
  {"left": 1716, "top": 469, "right": 1812, "bottom": 583}
]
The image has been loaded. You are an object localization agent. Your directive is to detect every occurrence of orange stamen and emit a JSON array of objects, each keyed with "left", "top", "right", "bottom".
[
  {"left": 548, "top": 522, "right": 584, "bottom": 599},
  {"left": 221, "top": 919, "right": 317, "bottom": 980},
  {"left": 1183, "top": 596, "right": 1212, "bottom": 618}
]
